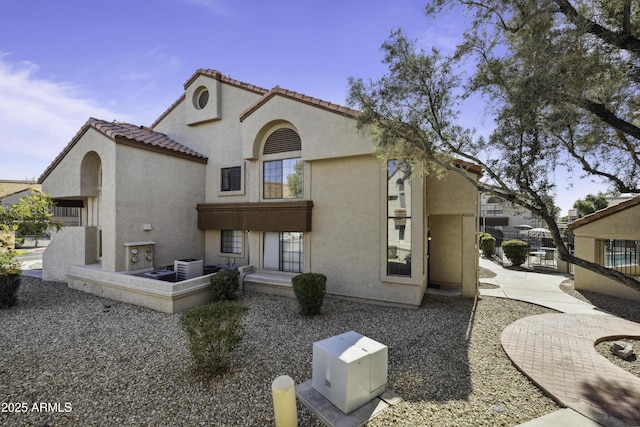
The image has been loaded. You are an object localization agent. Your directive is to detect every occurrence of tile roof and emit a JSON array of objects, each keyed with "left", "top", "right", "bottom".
[
  {"left": 239, "top": 85, "right": 360, "bottom": 122},
  {"left": 567, "top": 195, "right": 640, "bottom": 229},
  {"left": 183, "top": 69, "right": 270, "bottom": 94},
  {"left": 39, "top": 118, "right": 207, "bottom": 183}
]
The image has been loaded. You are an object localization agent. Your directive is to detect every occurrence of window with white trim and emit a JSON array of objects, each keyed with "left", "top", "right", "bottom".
[
  {"left": 387, "top": 160, "right": 412, "bottom": 277},
  {"left": 221, "top": 230, "right": 243, "bottom": 254},
  {"left": 263, "top": 158, "right": 303, "bottom": 199},
  {"left": 221, "top": 166, "right": 242, "bottom": 192}
]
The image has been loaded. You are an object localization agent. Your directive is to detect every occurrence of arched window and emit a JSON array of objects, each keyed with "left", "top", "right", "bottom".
[
  {"left": 263, "top": 128, "right": 301, "bottom": 155},
  {"left": 262, "top": 128, "right": 303, "bottom": 199}
]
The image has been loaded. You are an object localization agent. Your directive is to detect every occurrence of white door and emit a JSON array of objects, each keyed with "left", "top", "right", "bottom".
[{"left": 263, "top": 232, "right": 280, "bottom": 270}]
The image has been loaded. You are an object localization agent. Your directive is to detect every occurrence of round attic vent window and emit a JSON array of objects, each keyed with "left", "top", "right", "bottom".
[{"left": 194, "top": 87, "right": 209, "bottom": 110}]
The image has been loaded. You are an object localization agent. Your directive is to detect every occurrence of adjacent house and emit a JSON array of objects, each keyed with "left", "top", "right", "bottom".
[
  {"left": 38, "top": 69, "right": 480, "bottom": 312},
  {"left": 568, "top": 196, "right": 640, "bottom": 301},
  {"left": 479, "top": 193, "right": 543, "bottom": 236},
  {"left": 0, "top": 180, "right": 41, "bottom": 206}
]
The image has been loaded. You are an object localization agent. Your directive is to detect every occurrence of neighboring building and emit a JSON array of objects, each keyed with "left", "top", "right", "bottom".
[
  {"left": 479, "top": 193, "right": 543, "bottom": 238},
  {"left": 568, "top": 196, "right": 640, "bottom": 301},
  {"left": 0, "top": 180, "right": 79, "bottom": 226},
  {"left": 0, "top": 180, "right": 41, "bottom": 206},
  {"left": 39, "top": 69, "right": 480, "bottom": 312}
]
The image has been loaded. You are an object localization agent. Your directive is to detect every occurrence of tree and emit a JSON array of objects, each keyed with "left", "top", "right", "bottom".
[
  {"left": 573, "top": 192, "right": 609, "bottom": 217},
  {"left": 287, "top": 160, "right": 304, "bottom": 198},
  {"left": 0, "top": 189, "right": 61, "bottom": 247},
  {"left": 348, "top": 1, "right": 640, "bottom": 292}
]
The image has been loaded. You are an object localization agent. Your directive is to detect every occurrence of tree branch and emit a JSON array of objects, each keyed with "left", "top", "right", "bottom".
[
  {"left": 554, "top": 0, "right": 640, "bottom": 55},
  {"left": 578, "top": 97, "right": 640, "bottom": 141}
]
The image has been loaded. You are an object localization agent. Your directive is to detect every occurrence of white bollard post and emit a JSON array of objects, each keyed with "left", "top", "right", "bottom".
[{"left": 272, "top": 375, "right": 298, "bottom": 427}]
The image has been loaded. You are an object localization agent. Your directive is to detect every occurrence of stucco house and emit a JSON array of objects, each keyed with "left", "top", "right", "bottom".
[
  {"left": 568, "top": 196, "right": 640, "bottom": 301},
  {"left": 38, "top": 69, "right": 480, "bottom": 312}
]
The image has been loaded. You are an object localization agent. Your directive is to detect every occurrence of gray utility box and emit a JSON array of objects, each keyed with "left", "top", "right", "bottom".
[{"left": 312, "top": 331, "right": 388, "bottom": 414}]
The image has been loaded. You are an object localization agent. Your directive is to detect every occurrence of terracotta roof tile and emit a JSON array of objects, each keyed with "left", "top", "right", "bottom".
[
  {"left": 239, "top": 85, "right": 360, "bottom": 122},
  {"left": 39, "top": 118, "right": 207, "bottom": 183},
  {"left": 568, "top": 195, "right": 640, "bottom": 229}
]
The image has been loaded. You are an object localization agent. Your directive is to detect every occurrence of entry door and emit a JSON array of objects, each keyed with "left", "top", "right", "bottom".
[
  {"left": 429, "top": 215, "right": 462, "bottom": 285},
  {"left": 263, "top": 232, "right": 280, "bottom": 270}
]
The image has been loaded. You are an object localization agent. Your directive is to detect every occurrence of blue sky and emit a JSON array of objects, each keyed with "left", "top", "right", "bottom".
[{"left": 0, "top": 0, "right": 608, "bottom": 214}]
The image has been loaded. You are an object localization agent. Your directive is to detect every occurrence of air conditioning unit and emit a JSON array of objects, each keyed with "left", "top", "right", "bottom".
[
  {"left": 174, "top": 258, "right": 203, "bottom": 281},
  {"left": 312, "top": 331, "right": 388, "bottom": 414}
]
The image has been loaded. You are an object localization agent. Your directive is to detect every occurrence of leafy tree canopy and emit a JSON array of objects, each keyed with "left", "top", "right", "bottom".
[
  {"left": 573, "top": 192, "right": 609, "bottom": 217},
  {"left": 348, "top": 0, "right": 640, "bottom": 291}
]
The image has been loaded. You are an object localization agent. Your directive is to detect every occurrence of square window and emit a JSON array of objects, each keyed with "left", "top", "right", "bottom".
[
  {"left": 221, "top": 230, "right": 242, "bottom": 254},
  {"left": 221, "top": 167, "right": 242, "bottom": 192},
  {"left": 263, "top": 158, "right": 303, "bottom": 199}
]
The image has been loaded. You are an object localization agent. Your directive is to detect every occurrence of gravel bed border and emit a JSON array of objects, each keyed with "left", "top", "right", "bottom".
[{"left": 1, "top": 276, "right": 561, "bottom": 426}]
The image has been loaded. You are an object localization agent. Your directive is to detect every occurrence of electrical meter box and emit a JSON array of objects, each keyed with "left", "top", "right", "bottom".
[{"left": 312, "top": 330, "right": 388, "bottom": 414}]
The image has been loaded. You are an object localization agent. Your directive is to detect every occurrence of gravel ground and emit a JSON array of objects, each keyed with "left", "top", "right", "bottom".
[{"left": 1, "top": 277, "right": 561, "bottom": 426}]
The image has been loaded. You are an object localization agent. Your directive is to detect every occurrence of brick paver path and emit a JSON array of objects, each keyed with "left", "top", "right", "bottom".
[{"left": 501, "top": 313, "right": 640, "bottom": 425}]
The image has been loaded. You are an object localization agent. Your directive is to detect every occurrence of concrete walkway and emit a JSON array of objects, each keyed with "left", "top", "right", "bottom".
[
  {"left": 479, "top": 257, "right": 640, "bottom": 426},
  {"left": 479, "top": 257, "right": 611, "bottom": 315}
]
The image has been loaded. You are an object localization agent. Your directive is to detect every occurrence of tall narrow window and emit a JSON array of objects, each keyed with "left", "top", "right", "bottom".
[
  {"left": 387, "top": 161, "right": 412, "bottom": 276},
  {"left": 263, "top": 158, "right": 303, "bottom": 199},
  {"left": 280, "top": 232, "right": 303, "bottom": 273}
]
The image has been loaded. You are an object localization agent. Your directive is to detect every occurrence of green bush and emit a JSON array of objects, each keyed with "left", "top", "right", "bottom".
[
  {"left": 481, "top": 235, "right": 496, "bottom": 257},
  {"left": 0, "top": 273, "right": 21, "bottom": 308},
  {"left": 292, "top": 273, "right": 327, "bottom": 316},
  {"left": 502, "top": 239, "right": 530, "bottom": 267},
  {"left": 180, "top": 301, "right": 248, "bottom": 376},
  {"left": 210, "top": 269, "right": 239, "bottom": 301}
]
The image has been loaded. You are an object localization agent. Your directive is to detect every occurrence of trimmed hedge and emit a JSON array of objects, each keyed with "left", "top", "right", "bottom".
[
  {"left": 211, "top": 269, "right": 239, "bottom": 301},
  {"left": 180, "top": 301, "right": 248, "bottom": 376},
  {"left": 292, "top": 273, "right": 327, "bottom": 316},
  {"left": 502, "top": 239, "right": 530, "bottom": 267},
  {"left": 481, "top": 235, "right": 496, "bottom": 257}
]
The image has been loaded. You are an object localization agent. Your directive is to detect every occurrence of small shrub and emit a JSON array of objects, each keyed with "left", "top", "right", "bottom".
[
  {"left": 210, "top": 269, "right": 239, "bottom": 301},
  {"left": 180, "top": 301, "right": 248, "bottom": 376},
  {"left": 502, "top": 239, "right": 530, "bottom": 267},
  {"left": 0, "top": 273, "right": 21, "bottom": 308},
  {"left": 0, "top": 238, "right": 21, "bottom": 308},
  {"left": 292, "top": 273, "right": 327, "bottom": 316},
  {"left": 481, "top": 235, "right": 496, "bottom": 257}
]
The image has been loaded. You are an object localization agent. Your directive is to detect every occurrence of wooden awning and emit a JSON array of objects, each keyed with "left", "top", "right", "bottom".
[{"left": 197, "top": 200, "right": 313, "bottom": 232}]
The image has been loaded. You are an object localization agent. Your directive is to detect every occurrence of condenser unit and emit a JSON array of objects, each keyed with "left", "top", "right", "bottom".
[
  {"left": 312, "top": 331, "right": 388, "bottom": 414},
  {"left": 174, "top": 258, "right": 203, "bottom": 281}
]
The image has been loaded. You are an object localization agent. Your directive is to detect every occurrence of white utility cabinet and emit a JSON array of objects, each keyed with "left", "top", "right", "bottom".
[
  {"left": 312, "top": 330, "right": 388, "bottom": 414},
  {"left": 174, "top": 258, "right": 204, "bottom": 281}
]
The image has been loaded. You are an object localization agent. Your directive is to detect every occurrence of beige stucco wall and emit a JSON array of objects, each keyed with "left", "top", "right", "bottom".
[
  {"left": 308, "top": 156, "right": 427, "bottom": 306},
  {"left": 426, "top": 170, "right": 479, "bottom": 297},
  {"left": 572, "top": 203, "right": 640, "bottom": 301},
  {"left": 152, "top": 76, "right": 264, "bottom": 206},
  {"left": 241, "top": 96, "right": 373, "bottom": 162},
  {"left": 112, "top": 144, "right": 206, "bottom": 271},
  {"left": 41, "top": 127, "right": 206, "bottom": 278}
]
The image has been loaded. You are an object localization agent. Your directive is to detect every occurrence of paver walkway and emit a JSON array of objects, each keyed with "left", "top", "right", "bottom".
[
  {"left": 478, "top": 257, "right": 640, "bottom": 426},
  {"left": 502, "top": 313, "right": 640, "bottom": 426}
]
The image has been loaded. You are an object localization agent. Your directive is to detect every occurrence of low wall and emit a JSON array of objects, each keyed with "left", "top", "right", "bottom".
[{"left": 67, "top": 265, "right": 214, "bottom": 313}]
